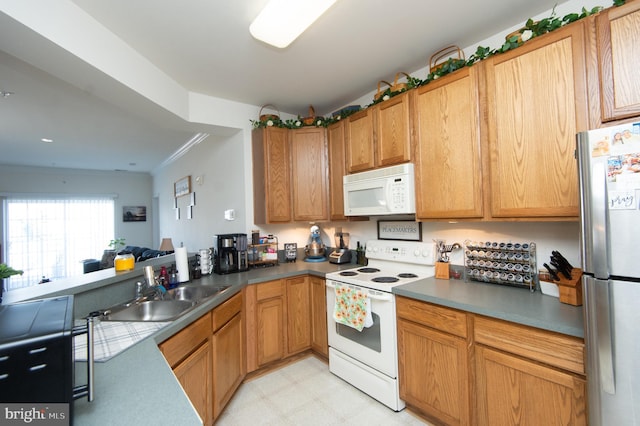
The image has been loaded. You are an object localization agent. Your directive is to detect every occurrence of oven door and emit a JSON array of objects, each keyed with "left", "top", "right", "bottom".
[{"left": 326, "top": 280, "right": 398, "bottom": 378}]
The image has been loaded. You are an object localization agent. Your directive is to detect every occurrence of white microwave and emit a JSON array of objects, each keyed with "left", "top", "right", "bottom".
[{"left": 343, "top": 163, "right": 416, "bottom": 216}]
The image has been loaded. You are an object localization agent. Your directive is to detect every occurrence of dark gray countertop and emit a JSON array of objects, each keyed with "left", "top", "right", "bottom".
[
  {"left": 393, "top": 277, "right": 584, "bottom": 338},
  {"left": 70, "top": 260, "right": 583, "bottom": 424}
]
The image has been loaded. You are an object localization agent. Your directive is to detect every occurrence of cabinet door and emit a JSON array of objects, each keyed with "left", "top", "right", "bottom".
[
  {"left": 376, "top": 91, "right": 412, "bottom": 167},
  {"left": 252, "top": 127, "right": 291, "bottom": 223},
  {"left": 173, "top": 342, "right": 212, "bottom": 426},
  {"left": 285, "top": 275, "right": 311, "bottom": 355},
  {"left": 397, "top": 318, "right": 470, "bottom": 426},
  {"left": 328, "top": 121, "right": 348, "bottom": 221},
  {"left": 290, "top": 128, "right": 329, "bottom": 221},
  {"left": 212, "top": 313, "right": 244, "bottom": 420},
  {"left": 256, "top": 297, "right": 284, "bottom": 366},
  {"left": 476, "top": 345, "right": 586, "bottom": 426},
  {"left": 345, "top": 109, "right": 375, "bottom": 172},
  {"left": 413, "top": 67, "right": 484, "bottom": 219},
  {"left": 485, "top": 22, "right": 586, "bottom": 219},
  {"left": 310, "top": 275, "right": 328, "bottom": 357},
  {"left": 597, "top": 0, "right": 640, "bottom": 122}
]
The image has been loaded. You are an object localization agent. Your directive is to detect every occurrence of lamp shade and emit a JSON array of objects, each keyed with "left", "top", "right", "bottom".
[{"left": 159, "top": 238, "right": 175, "bottom": 252}]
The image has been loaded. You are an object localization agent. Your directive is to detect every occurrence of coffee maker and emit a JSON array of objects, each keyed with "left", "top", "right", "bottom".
[{"left": 214, "top": 233, "right": 249, "bottom": 274}]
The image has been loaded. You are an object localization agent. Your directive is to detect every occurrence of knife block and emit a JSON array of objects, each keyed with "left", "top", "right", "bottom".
[
  {"left": 435, "top": 262, "right": 450, "bottom": 280},
  {"left": 554, "top": 268, "right": 583, "bottom": 306}
]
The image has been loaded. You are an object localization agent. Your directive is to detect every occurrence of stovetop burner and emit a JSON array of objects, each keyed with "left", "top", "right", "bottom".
[
  {"left": 372, "top": 276, "right": 400, "bottom": 283},
  {"left": 398, "top": 273, "right": 418, "bottom": 278},
  {"left": 358, "top": 267, "right": 380, "bottom": 273},
  {"left": 339, "top": 271, "right": 358, "bottom": 276}
]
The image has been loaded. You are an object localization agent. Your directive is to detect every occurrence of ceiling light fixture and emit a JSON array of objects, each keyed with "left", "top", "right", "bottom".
[
  {"left": 250, "top": 0, "right": 338, "bottom": 48},
  {"left": 0, "top": 90, "right": 15, "bottom": 98},
  {"left": 41, "top": 138, "right": 53, "bottom": 143}
]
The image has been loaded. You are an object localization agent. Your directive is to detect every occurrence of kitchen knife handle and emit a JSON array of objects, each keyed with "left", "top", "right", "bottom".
[{"left": 543, "top": 263, "right": 560, "bottom": 281}]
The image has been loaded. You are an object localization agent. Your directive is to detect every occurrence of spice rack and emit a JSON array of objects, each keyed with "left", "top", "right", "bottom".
[
  {"left": 248, "top": 235, "right": 279, "bottom": 268},
  {"left": 464, "top": 239, "right": 538, "bottom": 292}
]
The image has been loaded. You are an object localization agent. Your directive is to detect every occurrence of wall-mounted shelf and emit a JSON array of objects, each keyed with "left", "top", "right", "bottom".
[{"left": 248, "top": 236, "right": 278, "bottom": 268}]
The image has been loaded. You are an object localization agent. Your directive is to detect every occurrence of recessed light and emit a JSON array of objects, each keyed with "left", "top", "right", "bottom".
[
  {"left": 0, "top": 90, "right": 14, "bottom": 98},
  {"left": 41, "top": 138, "right": 53, "bottom": 143}
]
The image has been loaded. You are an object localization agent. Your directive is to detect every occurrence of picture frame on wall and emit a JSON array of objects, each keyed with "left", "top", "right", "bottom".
[
  {"left": 123, "top": 206, "right": 147, "bottom": 222},
  {"left": 377, "top": 220, "right": 422, "bottom": 241},
  {"left": 174, "top": 176, "right": 191, "bottom": 197}
]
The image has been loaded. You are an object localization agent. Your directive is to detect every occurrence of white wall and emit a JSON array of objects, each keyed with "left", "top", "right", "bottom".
[{"left": 0, "top": 164, "right": 154, "bottom": 250}]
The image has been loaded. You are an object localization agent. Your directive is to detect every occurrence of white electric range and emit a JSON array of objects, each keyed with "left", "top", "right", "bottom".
[{"left": 325, "top": 239, "right": 436, "bottom": 411}]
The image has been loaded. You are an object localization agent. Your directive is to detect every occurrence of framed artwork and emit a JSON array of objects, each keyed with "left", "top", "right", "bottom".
[
  {"left": 123, "top": 206, "right": 146, "bottom": 222},
  {"left": 174, "top": 176, "right": 191, "bottom": 197},
  {"left": 377, "top": 220, "right": 422, "bottom": 241}
]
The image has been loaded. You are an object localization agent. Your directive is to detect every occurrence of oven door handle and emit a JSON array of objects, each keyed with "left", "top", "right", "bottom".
[{"left": 326, "top": 281, "right": 393, "bottom": 301}]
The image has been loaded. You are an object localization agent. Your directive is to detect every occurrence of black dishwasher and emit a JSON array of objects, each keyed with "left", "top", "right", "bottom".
[{"left": 0, "top": 295, "right": 94, "bottom": 422}]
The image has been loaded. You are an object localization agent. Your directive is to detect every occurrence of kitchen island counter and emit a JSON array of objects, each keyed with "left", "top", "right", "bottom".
[{"left": 394, "top": 277, "right": 584, "bottom": 338}]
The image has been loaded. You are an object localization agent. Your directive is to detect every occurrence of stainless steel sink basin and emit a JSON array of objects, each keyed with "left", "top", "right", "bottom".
[
  {"left": 103, "top": 300, "right": 195, "bottom": 322},
  {"left": 165, "top": 284, "right": 231, "bottom": 303}
]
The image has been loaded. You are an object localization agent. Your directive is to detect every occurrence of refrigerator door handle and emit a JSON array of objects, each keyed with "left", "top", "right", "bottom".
[{"left": 592, "top": 277, "right": 616, "bottom": 394}]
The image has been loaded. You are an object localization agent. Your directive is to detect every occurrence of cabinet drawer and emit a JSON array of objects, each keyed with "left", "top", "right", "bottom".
[
  {"left": 256, "top": 280, "right": 283, "bottom": 301},
  {"left": 474, "top": 315, "right": 585, "bottom": 375},
  {"left": 212, "top": 292, "right": 242, "bottom": 332},
  {"left": 160, "top": 313, "right": 212, "bottom": 368},
  {"left": 396, "top": 296, "right": 468, "bottom": 338}
]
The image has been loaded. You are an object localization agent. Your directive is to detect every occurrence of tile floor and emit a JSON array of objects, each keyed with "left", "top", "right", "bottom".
[{"left": 216, "top": 355, "right": 431, "bottom": 425}]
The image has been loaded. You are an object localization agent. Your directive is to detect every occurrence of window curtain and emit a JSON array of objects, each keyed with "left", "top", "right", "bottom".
[{"left": 3, "top": 197, "right": 115, "bottom": 290}]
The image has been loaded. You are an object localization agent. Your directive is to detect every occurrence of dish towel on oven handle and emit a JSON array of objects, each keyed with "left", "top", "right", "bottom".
[{"left": 333, "top": 283, "right": 374, "bottom": 332}]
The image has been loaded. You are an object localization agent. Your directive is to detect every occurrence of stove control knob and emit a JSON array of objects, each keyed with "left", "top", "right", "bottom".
[
  {"left": 422, "top": 250, "right": 431, "bottom": 258},
  {"left": 413, "top": 249, "right": 421, "bottom": 257}
]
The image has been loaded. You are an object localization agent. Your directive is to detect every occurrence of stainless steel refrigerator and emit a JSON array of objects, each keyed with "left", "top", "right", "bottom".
[{"left": 577, "top": 121, "right": 640, "bottom": 426}]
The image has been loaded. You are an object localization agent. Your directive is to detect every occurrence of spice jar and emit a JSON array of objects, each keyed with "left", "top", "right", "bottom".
[{"left": 114, "top": 250, "right": 135, "bottom": 272}]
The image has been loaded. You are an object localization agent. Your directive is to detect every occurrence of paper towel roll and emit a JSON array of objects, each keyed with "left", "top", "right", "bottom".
[{"left": 175, "top": 247, "right": 190, "bottom": 283}]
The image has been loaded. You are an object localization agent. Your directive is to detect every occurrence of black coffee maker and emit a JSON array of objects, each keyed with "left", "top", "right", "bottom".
[{"left": 214, "top": 233, "right": 248, "bottom": 274}]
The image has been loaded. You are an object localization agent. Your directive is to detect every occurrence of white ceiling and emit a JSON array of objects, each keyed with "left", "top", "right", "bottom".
[{"left": 0, "top": 0, "right": 565, "bottom": 172}]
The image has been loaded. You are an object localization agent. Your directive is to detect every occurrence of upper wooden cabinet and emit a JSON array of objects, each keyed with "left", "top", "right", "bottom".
[
  {"left": 327, "top": 121, "right": 348, "bottom": 221},
  {"left": 290, "top": 127, "right": 329, "bottom": 222},
  {"left": 484, "top": 21, "right": 587, "bottom": 219},
  {"left": 596, "top": 0, "right": 640, "bottom": 122},
  {"left": 252, "top": 127, "right": 292, "bottom": 224},
  {"left": 376, "top": 92, "right": 412, "bottom": 167},
  {"left": 252, "top": 127, "right": 329, "bottom": 224},
  {"left": 345, "top": 108, "right": 375, "bottom": 172},
  {"left": 345, "top": 92, "right": 412, "bottom": 173},
  {"left": 413, "top": 66, "right": 484, "bottom": 220}
]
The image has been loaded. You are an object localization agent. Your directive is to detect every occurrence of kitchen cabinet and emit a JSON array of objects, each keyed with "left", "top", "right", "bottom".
[
  {"left": 484, "top": 21, "right": 587, "bottom": 219},
  {"left": 596, "top": 0, "right": 640, "bottom": 122},
  {"left": 345, "top": 92, "right": 412, "bottom": 173},
  {"left": 245, "top": 275, "right": 327, "bottom": 373},
  {"left": 159, "top": 313, "right": 213, "bottom": 425},
  {"left": 252, "top": 127, "right": 291, "bottom": 224},
  {"left": 211, "top": 292, "right": 245, "bottom": 421},
  {"left": 396, "top": 296, "right": 471, "bottom": 425},
  {"left": 413, "top": 66, "right": 484, "bottom": 220},
  {"left": 328, "top": 121, "right": 348, "bottom": 221},
  {"left": 290, "top": 127, "right": 329, "bottom": 221},
  {"left": 285, "top": 275, "right": 311, "bottom": 355},
  {"left": 474, "top": 316, "right": 586, "bottom": 426},
  {"left": 309, "top": 275, "right": 328, "bottom": 357}
]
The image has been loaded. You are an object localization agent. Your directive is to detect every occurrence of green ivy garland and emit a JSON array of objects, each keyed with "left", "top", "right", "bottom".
[{"left": 251, "top": 0, "right": 624, "bottom": 129}]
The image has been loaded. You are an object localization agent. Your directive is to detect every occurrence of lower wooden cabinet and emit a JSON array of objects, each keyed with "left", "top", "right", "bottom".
[
  {"left": 310, "top": 275, "right": 328, "bottom": 357},
  {"left": 396, "top": 296, "right": 586, "bottom": 426},
  {"left": 159, "top": 313, "right": 213, "bottom": 425},
  {"left": 246, "top": 275, "right": 326, "bottom": 372},
  {"left": 159, "top": 292, "right": 245, "bottom": 425},
  {"left": 397, "top": 297, "right": 471, "bottom": 426},
  {"left": 475, "top": 345, "right": 586, "bottom": 426}
]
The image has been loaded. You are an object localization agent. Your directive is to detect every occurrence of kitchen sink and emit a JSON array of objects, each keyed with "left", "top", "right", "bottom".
[
  {"left": 100, "top": 284, "right": 232, "bottom": 322},
  {"left": 102, "top": 300, "right": 196, "bottom": 322},
  {"left": 165, "top": 284, "right": 230, "bottom": 303}
]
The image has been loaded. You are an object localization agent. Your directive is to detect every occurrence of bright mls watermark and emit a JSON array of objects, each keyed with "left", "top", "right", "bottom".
[{"left": 1, "top": 404, "right": 69, "bottom": 425}]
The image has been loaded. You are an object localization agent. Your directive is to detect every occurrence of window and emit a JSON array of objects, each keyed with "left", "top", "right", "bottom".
[{"left": 3, "top": 197, "right": 115, "bottom": 290}]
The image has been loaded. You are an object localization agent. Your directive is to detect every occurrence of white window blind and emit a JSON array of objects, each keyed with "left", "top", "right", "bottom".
[{"left": 4, "top": 197, "right": 115, "bottom": 290}]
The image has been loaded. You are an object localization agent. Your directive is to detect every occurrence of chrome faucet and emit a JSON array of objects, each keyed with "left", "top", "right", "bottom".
[{"left": 135, "top": 279, "right": 166, "bottom": 301}]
